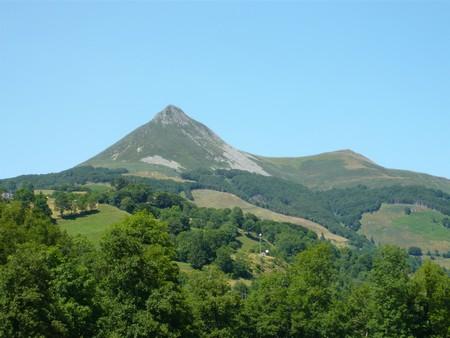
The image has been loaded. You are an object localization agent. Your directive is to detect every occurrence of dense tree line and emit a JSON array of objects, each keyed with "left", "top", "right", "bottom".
[
  {"left": 0, "top": 166, "right": 128, "bottom": 191},
  {"left": 182, "top": 169, "right": 450, "bottom": 246},
  {"left": 52, "top": 191, "right": 100, "bottom": 217},
  {"left": 0, "top": 194, "right": 449, "bottom": 337},
  {"left": 3, "top": 166, "right": 450, "bottom": 248},
  {"left": 95, "top": 183, "right": 318, "bottom": 274}
]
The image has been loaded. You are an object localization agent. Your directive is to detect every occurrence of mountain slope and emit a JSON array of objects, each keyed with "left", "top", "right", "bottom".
[
  {"left": 82, "top": 105, "right": 269, "bottom": 176},
  {"left": 191, "top": 189, "right": 348, "bottom": 245},
  {"left": 82, "top": 105, "right": 450, "bottom": 193},
  {"left": 258, "top": 150, "right": 450, "bottom": 193}
]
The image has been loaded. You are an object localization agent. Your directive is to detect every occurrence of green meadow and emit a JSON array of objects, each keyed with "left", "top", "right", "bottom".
[
  {"left": 360, "top": 203, "right": 450, "bottom": 253},
  {"left": 58, "top": 204, "right": 129, "bottom": 244}
]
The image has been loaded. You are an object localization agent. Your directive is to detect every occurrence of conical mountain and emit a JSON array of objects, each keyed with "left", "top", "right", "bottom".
[
  {"left": 82, "top": 105, "right": 450, "bottom": 193},
  {"left": 82, "top": 105, "right": 270, "bottom": 176}
]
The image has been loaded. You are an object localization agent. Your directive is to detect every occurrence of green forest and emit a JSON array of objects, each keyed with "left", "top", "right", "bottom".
[
  {"left": 3, "top": 166, "right": 450, "bottom": 248},
  {"left": 0, "top": 181, "right": 449, "bottom": 338}
]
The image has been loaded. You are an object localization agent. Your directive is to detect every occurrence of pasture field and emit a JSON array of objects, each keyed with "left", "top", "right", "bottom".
[
  {"left": 58, "top": 204, "right": 129, "bottom": 244},
  {"left": 237, "top": 234, "right": 259, "bottom": 253},
  {"left": 82, "top": 182, "right": 112, "bottom": 193},
  {"left": 360, "top": 203, "right": 450, "bottom": 253},
  {"left": 191, "top": 189, "right": 348, "bottom": 246}
]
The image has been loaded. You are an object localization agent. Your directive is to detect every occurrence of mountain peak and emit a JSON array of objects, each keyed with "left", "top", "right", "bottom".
[
  {"left": 334, "top": 149, "right": 375, "bottom": 164},
  {"left": 153, "top": 105, "right": 192, "bottom": 126}
]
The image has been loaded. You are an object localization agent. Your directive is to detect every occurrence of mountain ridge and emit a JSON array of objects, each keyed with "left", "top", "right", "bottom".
[{"left": 81, "top": 105, "right": 450, "bottom": 193}]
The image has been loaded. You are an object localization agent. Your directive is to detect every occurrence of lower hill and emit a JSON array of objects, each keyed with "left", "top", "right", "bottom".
[
  {"left": 191, "top": 189, "right": 348, "bottom": 246},
  {"left": 259, "top": 150, "right": 450, "bottom": 193}
]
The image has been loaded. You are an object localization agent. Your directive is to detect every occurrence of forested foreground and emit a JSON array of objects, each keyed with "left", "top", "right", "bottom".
[{"left": 0, "top": 191, "right": 449, "bottom": 338}]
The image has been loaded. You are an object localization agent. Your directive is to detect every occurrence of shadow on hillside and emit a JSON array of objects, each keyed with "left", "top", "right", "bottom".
[{"left": 61, "top": 209, "right": 99, "bottom": 220}]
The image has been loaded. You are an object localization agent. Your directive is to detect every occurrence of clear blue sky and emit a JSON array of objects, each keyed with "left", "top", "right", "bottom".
[{"left": 1, "top": 1, "right": 449, "bottom": 179}]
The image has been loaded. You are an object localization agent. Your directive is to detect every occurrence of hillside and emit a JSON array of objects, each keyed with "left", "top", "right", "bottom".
[
  {"left": 81, "top": 105, "right": 450, "bottom": 193},
  {"left": 191, "top": 189, "right": 348, "bottom": 246},
  {"left": 82, "top": 105, "right": 269, "bottom": 176},
  {"left": 58, "top": 204, "right": 129, "bottom": 244},
  {"left": 259, "top": 150, "right": 450, "bottom": 193},
  {"left": 360, "top": 203, "right": 450, "bottom": 253}
]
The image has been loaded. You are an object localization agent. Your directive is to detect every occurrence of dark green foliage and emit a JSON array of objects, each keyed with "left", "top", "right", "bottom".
[
  {"left": 13, "top": 187, "right": 35, "bottom": 206},
  {"left": 1, "top": 184, "right": 449, "bottom": 337},
  {"left": 443, "top": 217, "right": 450, "bottom": 229},
  {"left": 410, "top": 260, "right": 450, "bottom": 337},
  {"left": 96, "top": 212, "right": 194, "bottom": 337},
  {"left": 408, "top": 246, "right": 423, "bottom": 256},
  {"left": 52, "top": 190, "right": 100, "bottom": 218},
  {"left": 0, "top": 166, "right": 128, "bottom": 191},
  {"left": 5, "top": 165, "right": 449, "bottom": 250},
  {"left": 242, "top": 273, "right": 291, "bottom": 338},
  {"left": 159, "top": 206, "right": 190, "bottom": 235},
  {"left": 182, "top": 169, "right": 450, "bottom": 247},
  {"left": 214, "top": 246, "right": 234, "bottom": 273},
  {"left": 183, "top": 267, "right": 242, "bottom": 338},
  {"left": 104, "top": 182, "right": 317, "bottom": 272},
  {"left": 34, "top": 193, "right": 52, "bottom": 218},
  {"left": 231, "top": 256, "right": 252, "bottom": 279},
  {"left": 177, "top": 231, "right": 214, "bottom": 269}
]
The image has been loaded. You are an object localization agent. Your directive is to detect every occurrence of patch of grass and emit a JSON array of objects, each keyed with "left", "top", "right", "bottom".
[
  {"left": 192, "top": 189, "right": 348, "bottom": 246},
  {"left": 82, "top": 183, "right": 112, "bottom": 193},
  {"left": 34, "top": 189, "right": 55, "bottom": 196},
  {"left": 360, "top": 204, "right": 450, "bottom": 253},
  {"left": 176, "top": 261, "right": 196, "bottom": 274},
  {"left": 237, "top": 234, "right": 258, "bottom": 253},
  {"left": 426, "top": 257, "right": 450, "bottom": 270},
  {"left": 58, "top": 204, "right": 129, "bottom": 244}
]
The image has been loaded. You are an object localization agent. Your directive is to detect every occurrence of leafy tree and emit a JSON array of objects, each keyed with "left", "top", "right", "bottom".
[
  {"left": 366, "top": 246, "right": 414, "bottom": 337},
  {"left": 75, "top": 194, "right": 88, "bottom": 213},
  {"left": 33, "top": 192, "right": 53, "bottom": 218},
  {"left": 408, "top": 246, "right": 423, "bottom": 256},
  {"left": 443, "top": 217, "right": 450, "bottom": 229},
  {"left": 410, "top": 260, "right": 450, "bottom": 337},
  {"left": 159, "top": 206, "right": 190, "bottom": 235},
  {"left": 275, "top": 231, "right": 307, "bottom": 259},
  {"left": 14, "top": 187, "right": 35, "bottom": 206},
  {"left": 214, "top": 246, "right": 234, "bottom": 274},
  {"left": 119, "top": 196, "right": 136, "bottom": 213},
  {"left": 243, "top": 273, "right": 290, "bottom": 338},
  {"left": 230, "top": 207, "right": 244, "bottom": 227},
  {"left": 287, "top": 243, "right": 339, "bottom": 337},
  {"left": 0, "top": 242, "right": 97, "bottom": 337},
  {"left": 184, "top": 267, "right": 241, "bottom": 338},
  {"left": 53, "top": 192, "right": 71, "bottom": 217},
  {"left": 231, "top": 255, "right": 252, "bottom": 279},
  {"left": 96, "top": 211, "right": 194, "bottom": 337}
]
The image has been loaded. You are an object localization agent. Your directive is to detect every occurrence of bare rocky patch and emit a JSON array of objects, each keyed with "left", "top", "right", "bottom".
[{"left": 140, "top": 155, "right": 185, "bottom": 171}]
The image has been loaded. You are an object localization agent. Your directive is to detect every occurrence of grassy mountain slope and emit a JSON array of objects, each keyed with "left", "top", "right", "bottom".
[
  {"left": 360, "top": 203, "right": 450, "bottom": 252},
  {"left": 191, "top": 189, "right": 348, "bottom": 245},
  {"left": 259, "top": 150, "right": 450, "bottom": 193},
  {"left": 82, "top": 105, "right": 269, "bottom": 176},
  {"left": 80, "top": 105, "right": 450, "bottom": 193}
]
